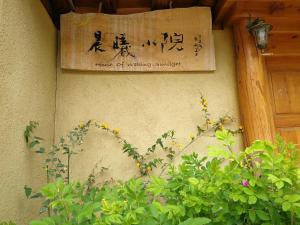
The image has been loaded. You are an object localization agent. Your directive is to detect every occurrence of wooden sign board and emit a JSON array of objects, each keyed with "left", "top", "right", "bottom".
[{"left": 61, "top": 7, "right": 215, "bottom": 72}]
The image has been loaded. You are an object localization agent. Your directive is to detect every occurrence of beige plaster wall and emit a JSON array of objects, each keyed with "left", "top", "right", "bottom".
[
  {"left": 0, "top": 0, "right": 57, "bottom": 224},
  {"left": 56, "top": 29, "right": 243, "bottom": 182}
]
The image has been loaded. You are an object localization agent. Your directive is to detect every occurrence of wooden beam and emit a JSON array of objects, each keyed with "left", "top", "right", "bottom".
[
  {"left": 75, "top": 6, "right": 98, "bottom": 13},
  {"left": 102, "top": 0, "right": 117, "bottom": 13},
  {"left": 265, "top": 33, "right": 300, "bottom": 57},
  {"left": 40, "top": 0, "right": 61, "bottom": 28},
  {"left": 268, "top": 18, "right": 300, "bottom": 34},
  {"left": 117, "top": 0, "right": 152, "bottom": 8},
  {"left": 51, "top": 0, "right": 72, "bottom": 14},
  {"left": 221, "top": 1, "right": 300, "bottom": 26},
  {"left": 152, "top": 0, "right": 170, "bottom": 10},
  {"left": 233, "top": 18, "right": 276, "bottom": 145},
  {"left": 214, "top": 0, "right": 236, "bottom": 26},
  {"left": 116, "top": 7, "right": 151, "bottom": 14},
  {"left": 67, "top": 0, "right": 76, "bottom": 11}
]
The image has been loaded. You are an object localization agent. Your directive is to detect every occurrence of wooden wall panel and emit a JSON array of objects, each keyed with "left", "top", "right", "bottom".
[
  {"left": 266, "top": 33, "right": 300, "bottom": 56},
  {"left": 266, "top": 57, "right": 300, "bottom": 71},
  {"left": 266, "top": 57, "right": 300, "bottom": 145},
  {"left": 270, "top": 71, "right": 300, "bottom": 114},
  {"left": 275, "top": 114, "right": 300, "bottom": 128},
  {"left": 279, "top": 128, "right": 300, "bottom": 144}
]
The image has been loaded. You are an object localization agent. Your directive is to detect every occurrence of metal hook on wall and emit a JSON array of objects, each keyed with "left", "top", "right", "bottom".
[{"left": 98, "top": 1, "right": 103, "bottom": 13}]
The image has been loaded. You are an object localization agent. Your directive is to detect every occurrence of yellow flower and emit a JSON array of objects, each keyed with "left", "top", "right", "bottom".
[
  {"left": 200, "top": 98, "right": 208, "bottom": 107},
  {"left": 79, "top": 122, "right": 84, "bottom": 129},
  {"left": 101, "top": 123, "right": 109, "bottom": 130},
  {"left": 177, "top": 143, "right": 183, "bottom": 149},
  {"left": 112, "top": 128, "right": 120, "bottom": 136},
  {"left": 206, "top": 119, "right": 212, "bottom": 125},
  {"left": 171, "top": 141, "right": 177, "bottom": 147},
  {"left": 147, "top": 166, "right": 152, "bottom": 172},
  {"left": 189, "top": 133, "right": 195, "bottom": 141},
  {"left": 136, "top": 162, "right": 141, "bottom": 168},
  {"left": 223, "top": 116, "right": 232, "bottom": 124}
]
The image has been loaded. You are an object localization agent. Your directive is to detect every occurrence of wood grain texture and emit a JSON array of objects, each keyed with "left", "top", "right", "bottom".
[
  {"left": 266, "top": 57, "right": 300, "bottom": 71},
  {"left": 268, "top": 18, "right": 300, "bottom": 34},
  {"left": 279, "top": 128, "right": 300, "bottom": 144},
  {"left": 266, "top": 57, "right": 300, "bottom": 145},
  {"left": 275, "top": 114, "right": 300, "bottom": 128},
  {"left": 265, "top": 33, "right": 300, "bottom": 57},
  {"left": 233, "top": 19, "right": 276, "bottom": 146},
  {"left": 218, "top": 0, "right": 300, "bottom": 26},
  {"left": 60, "top": 7, "right": 216, "bottom": 72},
  {"left": 270, "top": 71, "right": 300, "bottom": 114}
]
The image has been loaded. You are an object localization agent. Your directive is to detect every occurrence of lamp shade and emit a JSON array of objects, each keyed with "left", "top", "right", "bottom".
[{"left": 247, "top": 18, "right": 273, "bottom": 51}]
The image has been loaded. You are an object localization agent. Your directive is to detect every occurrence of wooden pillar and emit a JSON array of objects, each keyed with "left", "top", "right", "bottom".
[{"left": 233, "top": 19, "right": 276, "bottom": 146}]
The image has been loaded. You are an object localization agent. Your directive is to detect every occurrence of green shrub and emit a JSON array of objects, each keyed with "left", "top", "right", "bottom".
[{"left": 29, "top": 130, "right": 300, "bottom": 225}]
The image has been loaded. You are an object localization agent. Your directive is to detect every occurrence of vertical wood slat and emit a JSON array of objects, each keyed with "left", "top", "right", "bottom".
[{"left": 233, "top": 19, "right": 276, "bottom": 146}]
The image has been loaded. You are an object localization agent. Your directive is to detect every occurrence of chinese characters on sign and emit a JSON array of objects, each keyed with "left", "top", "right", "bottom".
[
  {"left": 61, "top": 8, "right": 215, "bottom": 71},
  {"left": 88, "top": 31, "right": 105, "bottom": 52},
  {"left": 88, "top": 31, "right": 200, "bottom": 57}
]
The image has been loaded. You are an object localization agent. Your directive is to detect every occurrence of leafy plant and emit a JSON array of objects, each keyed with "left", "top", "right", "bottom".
[
  {"left": 27, "top": 129, "right": 300, "bottom": 225},
  {"left": 22, "top": 96, "right": 247, "bottom": 223}
]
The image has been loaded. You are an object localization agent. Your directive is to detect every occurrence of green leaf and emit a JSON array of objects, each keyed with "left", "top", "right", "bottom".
[
  {"left": 249, "top": 210, "right": 256, "bottom": 223},
  {"left": 77, "top": 203, "right": 94, "bottom": 223},
  {"left": 248, "top": 196, "right": 257, "bottom": 205},
  {"left": 30, "top": 218, "right": 55, "bottom": 225},
  {"left": 156, "top": 138, "right": 163, "bottom": 148},
  {"left": 281, "top": 177, "right": 292, "bottom": 185},
  {"left": 239, "top": 195, "right": 247, "bottom": 203},
  {"left": 256, "top": 210, "right": 270, "bottom": 221},
  {"left": 30, "top": 221, "right": 47, "bottom": 225},
  {"left": 29, "top": 140, "right": 40, "bottom": 148},
  {"left": 256, "top": 193, "right": 268, "bottom": 201},
  {"left": 188, "top": 177, "right": 199, "bottom": 186},
  {"left": 284, "top": 194, "right": 300, "bottom": 203},
  {"left": 282, "top": 202, "right": 291, "bottom": 211},
  {"left": 243, "top": 188, "right": 254, "bottom": 195},
  {"left": 35, "top": 147, "right": 45, "bottom": 154},
  {"left": 34, "top": 136, "right": 44, "bottom": 141},
  {"left": 24, "top": 185, "right": 32, "bottom": 198},
  {"left": 105, "top": 214, "right": 123, "bottom": 224},
  {"left": 208, "top": 146, "right": 232, "bottom": 159},
  {"left": 135, "top": 207, "right": 145, "bottom": 214},
  {"left": 41, "top": 183, "right": 57, "bottom": 199},
  {"left": 179, "top": 217, "right": 211, "bottom": 225},
  {"left": 147, "top": 176, "right": 167, "bottom": 196},
  {"left": 275, "top": 181, "right": 284, "bottom": 189},
  {"left": 30, "top": 192, "right": 43, "bottom": 199},
  {"left": 267, "top": 174, "right": 280, "bottom": 183},
  {"left": 215, "top": 130, "right": 234, "bottom": 146}
]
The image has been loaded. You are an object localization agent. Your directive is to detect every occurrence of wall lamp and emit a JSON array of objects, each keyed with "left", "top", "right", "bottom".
[{"left": 247, "top": 18, "right": 273, "bottom": 53}]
